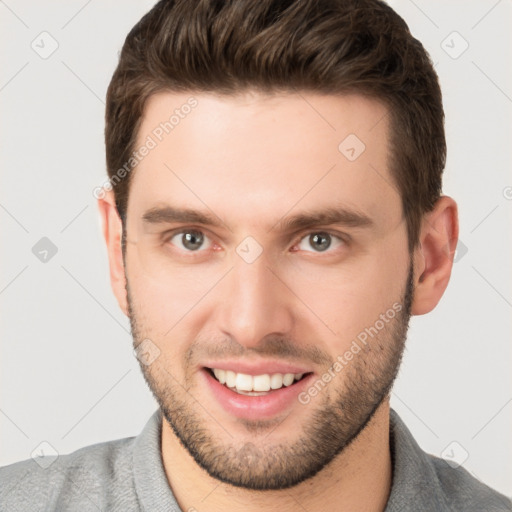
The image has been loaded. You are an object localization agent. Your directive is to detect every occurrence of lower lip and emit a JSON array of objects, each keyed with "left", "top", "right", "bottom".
[{"left": 201, "top": 368, "right": 314, "bottom": 421}]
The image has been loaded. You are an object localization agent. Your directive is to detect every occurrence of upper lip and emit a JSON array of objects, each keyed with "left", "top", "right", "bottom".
[{"left": 202, "top": 360, "right": 313, "bottom": 376}]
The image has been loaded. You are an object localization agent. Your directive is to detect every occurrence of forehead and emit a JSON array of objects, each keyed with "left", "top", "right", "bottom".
[{"left": 128, "top": 90, "right": 400, "bottom": 231}]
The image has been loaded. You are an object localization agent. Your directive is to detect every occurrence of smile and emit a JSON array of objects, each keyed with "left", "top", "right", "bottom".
[{"left": 207, "top": 367, "right": 309, "bottom": 395}]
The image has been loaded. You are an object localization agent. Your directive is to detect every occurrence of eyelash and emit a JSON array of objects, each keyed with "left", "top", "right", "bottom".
[{"left": 163, "top": 228, "right": 349, "bottom": 255}]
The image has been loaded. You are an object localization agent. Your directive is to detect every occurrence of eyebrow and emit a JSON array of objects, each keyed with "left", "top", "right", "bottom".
[
  {"left": 272, "top": 206, "right": 373, "bottom": 232},
  {"left": 141, "top": 205, "right": 374, "bottom": 232}
]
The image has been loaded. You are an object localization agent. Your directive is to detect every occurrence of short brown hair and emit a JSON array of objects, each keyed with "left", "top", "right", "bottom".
[{"left": 105, "top": 0, "right": 445, "bottom": 252}]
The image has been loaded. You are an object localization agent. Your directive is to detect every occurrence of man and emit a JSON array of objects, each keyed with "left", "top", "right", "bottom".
[{"left": 1, "top": 0, "right": 510, "bottom": 511}]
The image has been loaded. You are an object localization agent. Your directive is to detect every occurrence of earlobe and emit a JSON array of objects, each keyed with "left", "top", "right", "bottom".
[
  {"left": 97, "top": 190, "right": 129, "bottom": 316},
  {"left": 411, "top": 196, "right": 459, "bottom": 316}
]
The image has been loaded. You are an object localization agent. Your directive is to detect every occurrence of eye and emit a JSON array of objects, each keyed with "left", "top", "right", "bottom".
[
  {"left": 168, "top": 229, "right": 212, "bottom": 252},
  {"left": 296, "top": 231, "right": 345, "bottom": 253}
]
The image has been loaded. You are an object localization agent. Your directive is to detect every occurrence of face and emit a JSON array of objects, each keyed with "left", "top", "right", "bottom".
[{"left": 123, "top": 91, "right": 413, "bottom": 490}]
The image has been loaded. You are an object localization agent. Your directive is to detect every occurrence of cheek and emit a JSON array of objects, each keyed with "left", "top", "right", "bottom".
[
  {"left": 127, "top": 261, "right": 222, "bottom": 336},
  {"left": 282, "top": 249, "right": 408, "bottom": 343}
]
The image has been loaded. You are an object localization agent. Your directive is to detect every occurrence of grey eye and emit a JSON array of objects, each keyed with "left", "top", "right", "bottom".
[
  {"left": 297, "top": 232, "right": 344, "bottom": 253},
  {"left": 170, "top": 230, "right": 210, "bottom": 251},
  {"left": 308, "top": 232, "right": 331, "bottom": 251}
]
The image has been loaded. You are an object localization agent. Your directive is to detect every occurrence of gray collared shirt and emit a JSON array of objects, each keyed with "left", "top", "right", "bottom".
[{"left": 1, "top": 408, "right": 510, "bottom": 511}]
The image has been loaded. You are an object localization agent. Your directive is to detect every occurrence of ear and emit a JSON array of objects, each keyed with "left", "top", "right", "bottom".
[
  {"left": 411, "top": 195, "right": 459, "bottom": 315},
  {"left": 97, "top": 190, "right": 128, "bottom": 316}
]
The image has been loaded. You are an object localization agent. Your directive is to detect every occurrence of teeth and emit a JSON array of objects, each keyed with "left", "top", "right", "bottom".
[
  {"left": 253, "top": 374, "right": 271, "bottom": 391},
  {"left": 226, "top": 370, "right": 236, "bottom": 387},
  {"left": 235, "top": 373, "right": 253, "bottom": 391},
  {"left": 211, "top": 369, "right": 305, "bottom": 392},
  {"left": 282, "top": 373, "right": 294, "bottom": 386},
  {"left": 214, "top": 368, "right": 227, "bottom": 384},
  {"left": 270, "top": 373, "right": 283, "bottom": 389}
]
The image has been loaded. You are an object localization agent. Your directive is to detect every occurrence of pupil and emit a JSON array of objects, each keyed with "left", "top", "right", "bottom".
[
  {"left": 183, "top": 231, "right": 203, "bottom": 250},
  {"left": 310, "top": 233, "right": 331, "bottom": 251}
]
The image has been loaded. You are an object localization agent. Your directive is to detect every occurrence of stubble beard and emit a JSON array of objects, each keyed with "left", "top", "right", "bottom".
[{"left": 126, "top": 260, "right": 414, "bottom": 491}]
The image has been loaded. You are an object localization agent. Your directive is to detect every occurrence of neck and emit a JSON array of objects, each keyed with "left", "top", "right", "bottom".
[{"left": 161, "top": 400, "right": 392, "bottom": 512}]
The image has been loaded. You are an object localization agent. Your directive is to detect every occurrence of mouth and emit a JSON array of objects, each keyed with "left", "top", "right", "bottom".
[
  {"left": 204, "top": 367, "right": 313, "bottom": 396},
  {"left": 200, "top": 360, "right": 316, "bottom": 420}
]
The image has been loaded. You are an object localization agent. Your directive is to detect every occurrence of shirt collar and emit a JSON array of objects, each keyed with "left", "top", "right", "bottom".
[
  {"left": 384, "top": 408, "right": 449, "bottom": 511},
  {"left": 133, "top": 409, "right": 183, "bottom": 512},
  {"left": 133, "top": 407, "right": 450, "bottom": 512}
]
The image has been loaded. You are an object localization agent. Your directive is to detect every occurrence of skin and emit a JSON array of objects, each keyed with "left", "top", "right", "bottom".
[{"left": 98, "top": 91, "right": 458, "bottom": 512}]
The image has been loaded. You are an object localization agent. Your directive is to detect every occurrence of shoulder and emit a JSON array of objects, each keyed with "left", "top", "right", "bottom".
[
  {"left": 427, "top": 453, "right": 512, "bottom": 512},
  {"left": 387, "top": 408, "right": 511, "bottom": 512},
  {"left": 0, "top": 436, "right": 139, "bottom": 511}
]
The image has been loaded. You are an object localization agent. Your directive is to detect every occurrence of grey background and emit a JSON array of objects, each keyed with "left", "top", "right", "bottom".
[{"left": 1, "top": 0, "right": 511, "bottom": 498}]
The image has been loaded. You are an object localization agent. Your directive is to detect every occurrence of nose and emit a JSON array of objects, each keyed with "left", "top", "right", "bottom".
[{"left": 216, "top": 253, "right": 294, "bottom": 349}]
